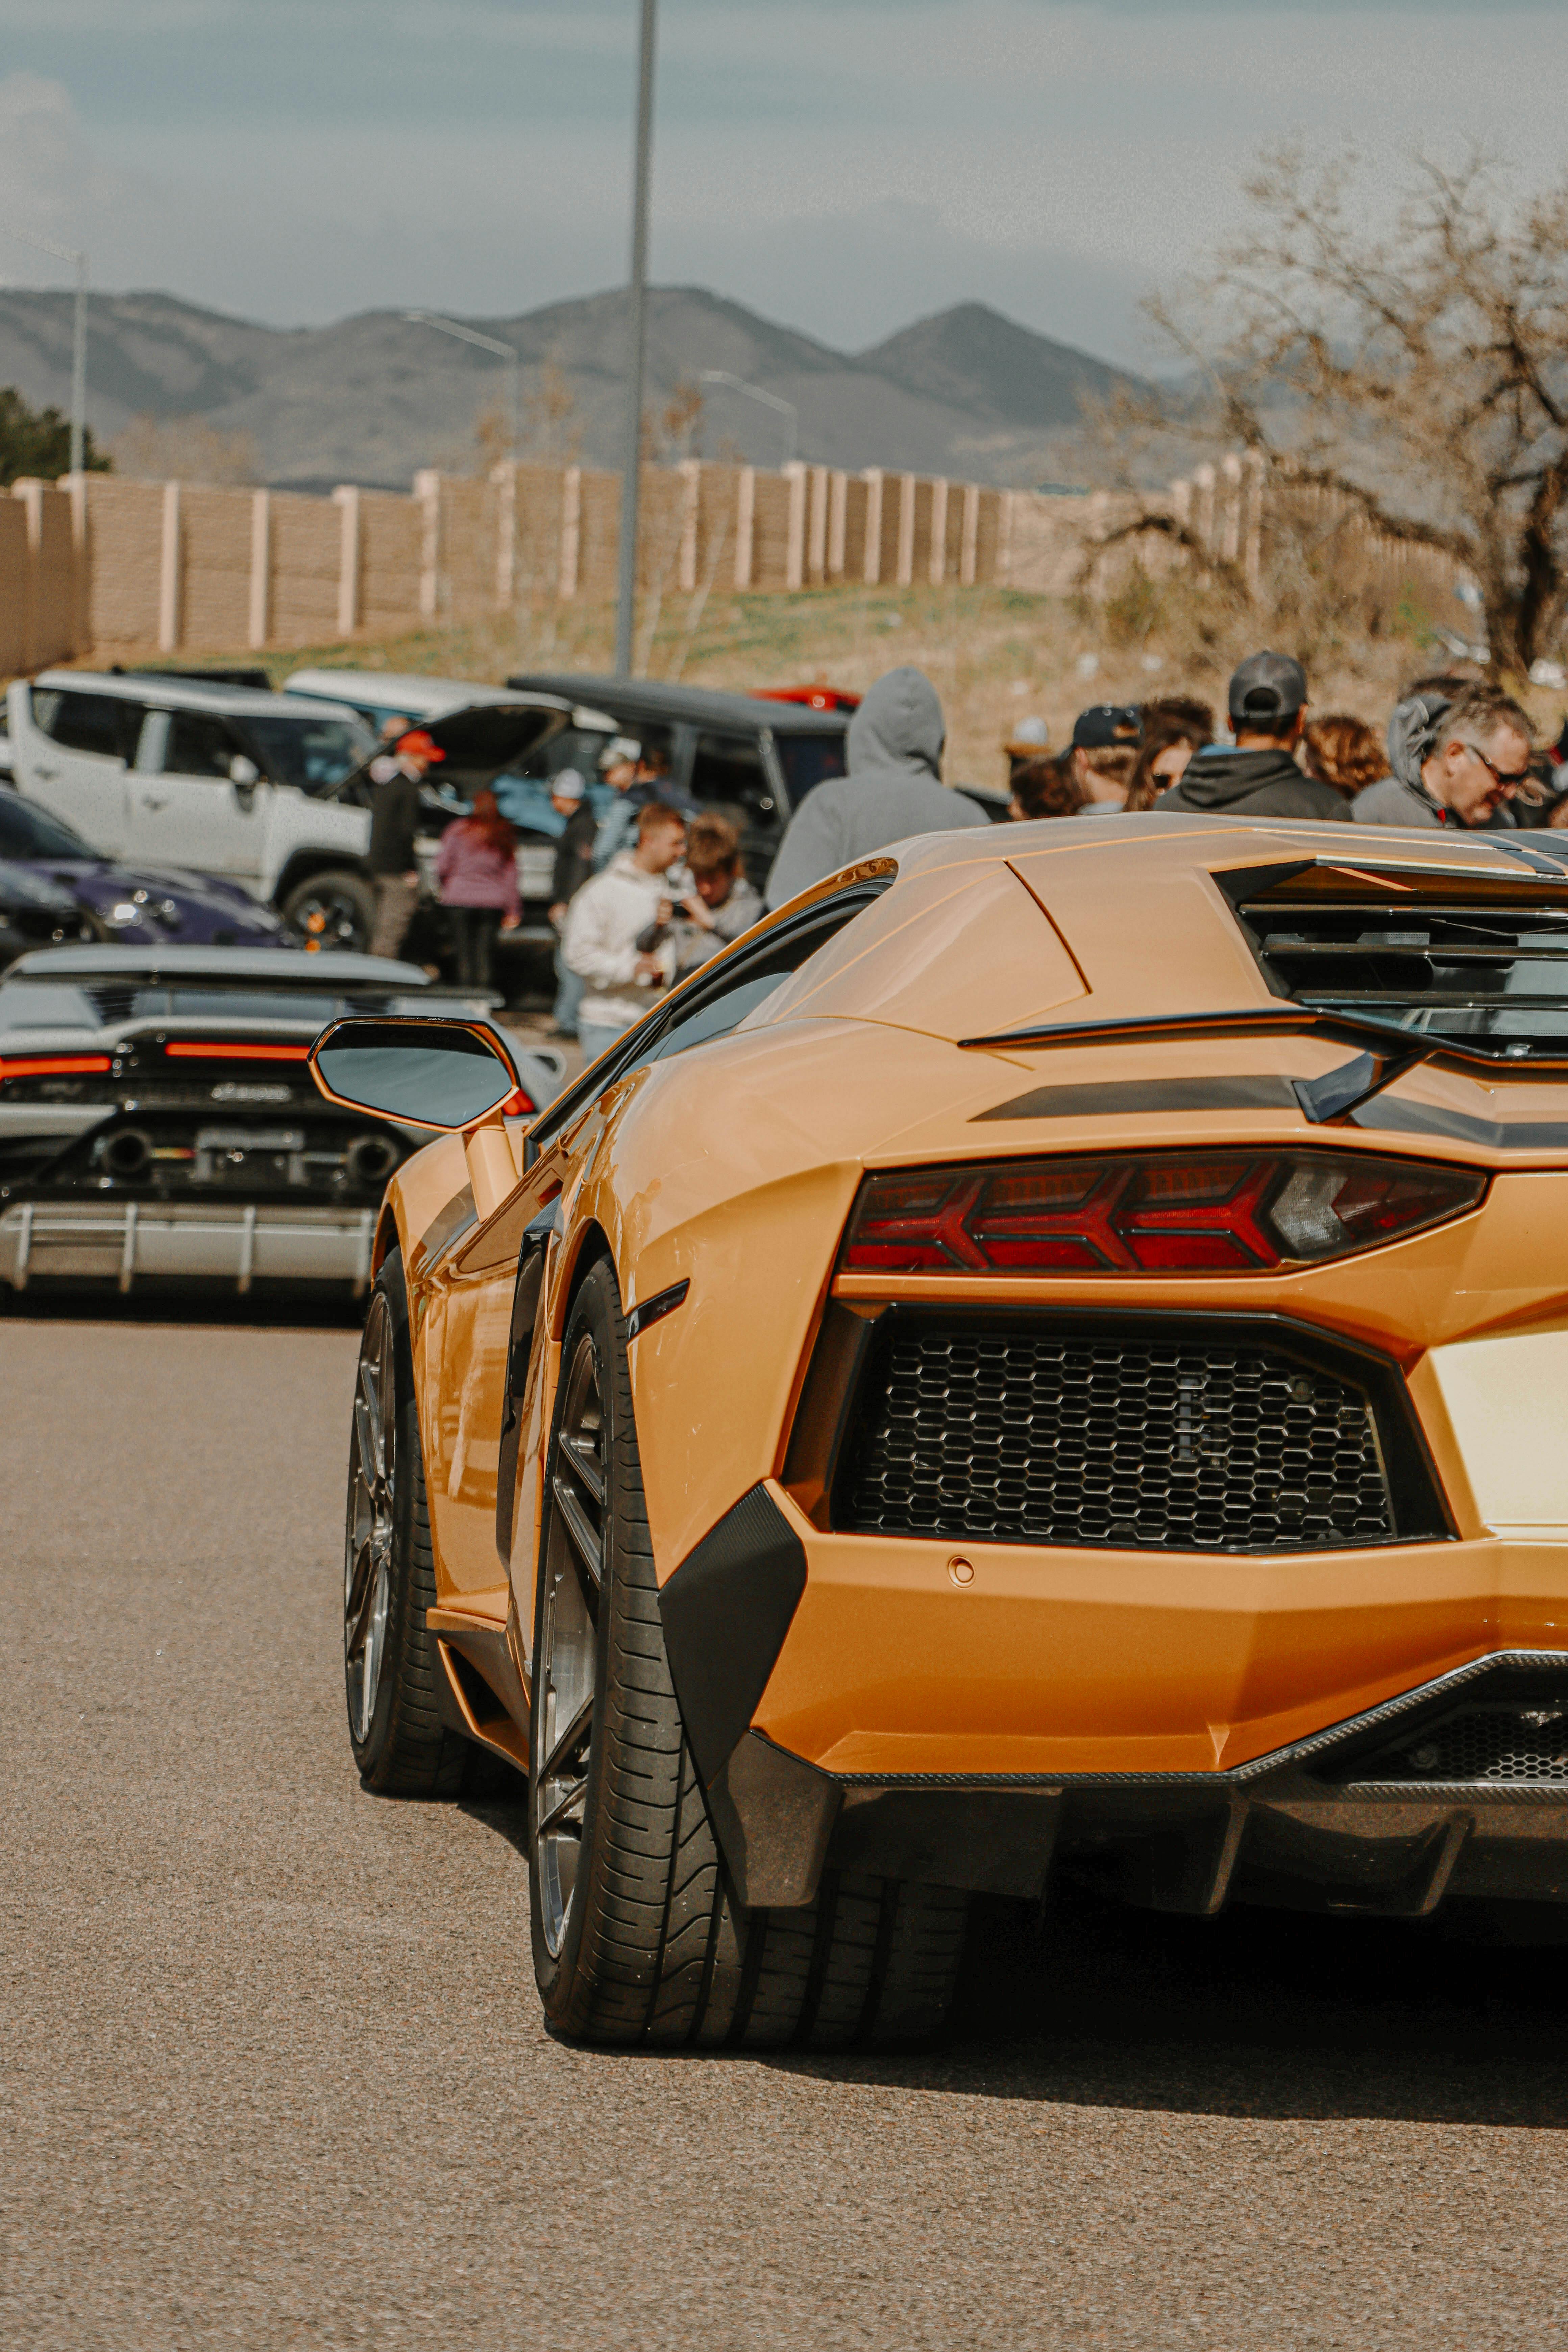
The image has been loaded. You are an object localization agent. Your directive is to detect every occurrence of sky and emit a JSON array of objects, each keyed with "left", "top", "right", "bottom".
[{"left": 0, "top": 0, "right": 1564, "bottom": 367}]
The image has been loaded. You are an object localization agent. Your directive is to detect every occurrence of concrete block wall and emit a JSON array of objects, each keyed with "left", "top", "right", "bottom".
[{"left": 0, "top": 453, "right": 1464, "bottom": 677}]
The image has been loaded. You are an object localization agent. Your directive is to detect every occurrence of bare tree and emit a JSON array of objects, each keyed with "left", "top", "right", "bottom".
[{"left": 1141, "top": 148, "right": 1568, "bottom": 679}]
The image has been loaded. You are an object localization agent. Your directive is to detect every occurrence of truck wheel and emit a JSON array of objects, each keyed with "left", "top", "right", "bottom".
[
  {"left": 282, "top": 869, "right": 375, "bottom": 952},
  {"left": 343, "top": 1249, "right": 466, "bottom": 1796},
  {"left": 528, "top": 1257, "right": 969, "bottom": 2049}
]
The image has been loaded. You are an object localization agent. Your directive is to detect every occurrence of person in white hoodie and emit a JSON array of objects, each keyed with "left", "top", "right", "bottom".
[{"left": 563, "top": 801, "right": 690, "bottom": 1062}]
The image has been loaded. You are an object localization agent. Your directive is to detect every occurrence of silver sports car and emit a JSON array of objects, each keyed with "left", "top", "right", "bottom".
[{"left": 0, "top": 945, "right": 563, "bottom": 1294}]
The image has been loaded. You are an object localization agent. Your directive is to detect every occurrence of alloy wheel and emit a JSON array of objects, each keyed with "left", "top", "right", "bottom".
[
  {"left": 345, "top": 1290, "right": 396, "bottom": 1742},
  {"left": 292, "top": 885, "right": 367, "bottom": 952},
  {"left": 533, "top": 1327, "right": 607, "bottom": 1957}
]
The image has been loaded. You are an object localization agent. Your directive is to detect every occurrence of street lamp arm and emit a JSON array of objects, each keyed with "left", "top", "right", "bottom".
[
  {"left": 699, "top": 370, "right": 796, "bottom": 423},
  {"left": 402, "top": 311, "right": 518, "bottom": 365}
]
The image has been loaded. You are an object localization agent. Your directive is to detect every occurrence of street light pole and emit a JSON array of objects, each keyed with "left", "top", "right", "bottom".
[
  {"left": 401, "top": 310, "right": 521, "bottom": 460},
  {"left": 614, "top": 0, "right": 658, "bottom": 679},
  {"left": 699, "top": 369, "right": 797, "bottom": 467},
  {"left": 3, "top": 227, "right": 89, "bottom": 474}
]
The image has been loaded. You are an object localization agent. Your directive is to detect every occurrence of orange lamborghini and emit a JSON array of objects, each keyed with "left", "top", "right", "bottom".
[{"left": 312, "top": 813, "right": 1568, "bottom": 2050}]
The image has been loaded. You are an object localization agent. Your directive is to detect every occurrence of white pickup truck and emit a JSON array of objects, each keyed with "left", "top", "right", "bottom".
[{"left": 6, "top": 671, "right": 381, "bottom": 948}]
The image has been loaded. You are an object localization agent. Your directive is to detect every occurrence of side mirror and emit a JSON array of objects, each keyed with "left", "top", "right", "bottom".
[
  {"left": 229, "top": 754, "right": 261, "bottom": 807},
  {"left": 309, "top": 1015, "right": 525, "bottom": 1132}
]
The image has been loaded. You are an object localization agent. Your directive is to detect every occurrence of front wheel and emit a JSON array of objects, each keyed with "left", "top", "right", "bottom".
[
  {"left": 282, "top": 868, "right": 375, "bottom": 953},
  {"left": 528, "top": 1257, "right": 969, "bottom": 2048}
]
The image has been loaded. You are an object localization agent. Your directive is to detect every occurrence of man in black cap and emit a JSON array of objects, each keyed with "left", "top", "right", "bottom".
[
  {"left": 1153, "top": 653, "right": 1343, "bottom": 821},
  {"left": 1068, "top": 704, "right": 1141, "bottom": 812}
]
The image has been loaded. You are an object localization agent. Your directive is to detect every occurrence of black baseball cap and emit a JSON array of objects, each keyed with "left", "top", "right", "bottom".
[
  {"left": 1071, "top": 704, "right": 1141, "bottom": 749},
  {"left": 1228, "top": 651, "right": 1308, "bottom": 730}
]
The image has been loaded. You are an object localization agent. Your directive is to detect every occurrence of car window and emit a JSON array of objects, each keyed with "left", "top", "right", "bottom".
[
  {"left": 0, "top": 793, "right": 93, "bottom": 858},
  {"left": 31, "top": 689, "right": 143, "bottom": 763},
  {"left": 241, "top": 714, "right": 375, "bottom": 793},
  {"left": 526, "top": 874, "right": 895, "bottom": 1158},
  {"left": 775, "top": 731, "right": 847, "bottom": 805},
  {"left": 164, "top": 710, "right": 242, "bottom": 779}
]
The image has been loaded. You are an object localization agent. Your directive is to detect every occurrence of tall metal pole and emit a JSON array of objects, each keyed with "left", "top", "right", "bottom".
[
  {"left": 70, "top": 250, "right": 87, "bottom": 477},
  {"left": 613, "top": 0, "right": 657, "bottom": 678}
]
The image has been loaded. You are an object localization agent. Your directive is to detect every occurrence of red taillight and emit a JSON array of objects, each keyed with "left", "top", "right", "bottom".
[
  {"left": 164, "top": 1042, "right": 312, "bottom": 1062},
  {"left": 840, "top": 1152, "right": 1487, "bottom": 1276},
  {"left": 0, "top": 1054, "right": 113, "bottom": 1082}
]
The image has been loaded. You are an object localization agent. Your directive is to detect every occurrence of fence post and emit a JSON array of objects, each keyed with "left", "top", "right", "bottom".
[
  {"left": 11, "top": 479, "right": 43, "bottom": 670},
  {"left": 157, "top": 480, "right": 182, "bottom": 651},
  {"left": 332, "top": 484, "right": 362, "bottom": 635},
  {"left": 896, "top": 473, "right": 917, "bottom": 587},
  {"left": 558, "top": 465, "right": 581, "bottom": 601},
  {"left": 414, "top": 468, "right": 441, "bottom": 619},
  {"left": 677, "top": 459, "right": 701, "bottom": 593},
  {"left": 783, "top": 461, "right": 808, "bottom": 590},
  {"left": 1193, "top": 463, "right": 1216, "bottom": 556},
  {"left": 1220, "top": 453, "right": 1243, "bottom": 566},
  {"left": 807, "top": 465, "right": 829, "bottom": 586},
  {"left": 960, "top": 482, "right": 980, "bottom": 586},
  {"left": 247, "top": 489, "right": 271, "bottom": 648},
  {"left": 492, "top": 462, "right": 517, "bottom": 609},
  {"left": 1242, "top": 452, "right": 1266, "bottom": 599},
  {"left": 997, "top": 490, "right": 1015, "bottom": 586},
  {"left": 827, "top": 472, "right": 848, "bottom": 580},
  {"left": 734, "top": 467, "right": 756, "bottom": 589},
  {"left": 861, "top": 470, "right": 884, "bottom": 585},
  {"left": 928, "top": 478, "right": 949, "bottom": 586}
]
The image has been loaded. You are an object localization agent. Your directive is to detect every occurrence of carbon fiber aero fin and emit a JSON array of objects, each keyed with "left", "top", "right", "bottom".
[{"left": 657, "top": 1483, "right": 807, "bottom": 1788}]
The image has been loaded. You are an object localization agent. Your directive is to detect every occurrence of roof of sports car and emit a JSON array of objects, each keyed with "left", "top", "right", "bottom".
[{"left": 3, "top": 946, "right": 434, "bottom": 984}]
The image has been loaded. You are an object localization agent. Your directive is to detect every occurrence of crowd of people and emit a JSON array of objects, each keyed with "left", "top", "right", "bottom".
[{"left": 364, "top": 651, "right": 1564, "bottom": 1060}]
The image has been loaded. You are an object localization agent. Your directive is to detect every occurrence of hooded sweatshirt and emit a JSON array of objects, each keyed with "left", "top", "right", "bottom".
[
  {"left": 764, "top": 666, "right": 988, "bottom": 908},
  {"left": 1351, "top": 695, "right": 1516, "bottom": 829},
  {"left": 1154, "top": 742, "right": 1345, "bottom": 822}
]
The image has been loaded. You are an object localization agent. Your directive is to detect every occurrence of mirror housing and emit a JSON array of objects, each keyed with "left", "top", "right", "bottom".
[{"left": 309, "top": 1015, "right": 526, "bottom": 1133}]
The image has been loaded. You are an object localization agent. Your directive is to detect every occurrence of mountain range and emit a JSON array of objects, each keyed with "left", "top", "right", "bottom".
[{"left": 0, "top": 284, "right": 1144, "bottom": 494}]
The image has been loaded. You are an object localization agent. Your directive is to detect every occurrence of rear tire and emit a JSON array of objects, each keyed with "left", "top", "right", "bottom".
[
  {"left": 343, "top": 1249, "right": 466, "bottom": 1796},
  {"left": 528, "top": 1257, "right": 969, "bottom": 2048}
]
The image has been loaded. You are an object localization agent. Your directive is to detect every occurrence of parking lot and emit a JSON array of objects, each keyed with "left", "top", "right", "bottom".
[{"left": 3, "top": 1300, "right": 1567, "bottom": 2348}]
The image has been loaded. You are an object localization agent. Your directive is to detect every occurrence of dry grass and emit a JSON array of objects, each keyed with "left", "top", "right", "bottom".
[{"left": 91, "top": 573, "right": 1454, "bottom": 793}]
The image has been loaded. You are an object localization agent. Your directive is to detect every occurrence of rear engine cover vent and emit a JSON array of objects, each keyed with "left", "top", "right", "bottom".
[
  {"left": 1220, "top": 860, "right": 1568, "bottom": 1061},
  {"left": 836, "top": 1314, "right": 1400, "bottom": 1553}
]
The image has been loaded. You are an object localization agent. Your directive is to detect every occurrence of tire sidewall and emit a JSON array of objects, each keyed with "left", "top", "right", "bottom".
[
  {"left": 347, "top": 1257, "right": 426, "bottom": 1780},
  {"left": 528, "top": 1261, "right": 628, "bottom": 2029}
]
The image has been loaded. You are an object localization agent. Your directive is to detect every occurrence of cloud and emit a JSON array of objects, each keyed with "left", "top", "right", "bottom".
[{"left": 0, "top": 3, "right": 1565, "bottom": 366}]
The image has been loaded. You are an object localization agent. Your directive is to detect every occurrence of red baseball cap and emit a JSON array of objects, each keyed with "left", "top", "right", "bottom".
[{"left": 395, "top": 729, "right": 445, "bottom": 762}]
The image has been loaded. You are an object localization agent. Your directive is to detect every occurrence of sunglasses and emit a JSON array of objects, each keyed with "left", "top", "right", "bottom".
[{"left": 1467, "top": 744, "right": 1534, "bottom": 791}]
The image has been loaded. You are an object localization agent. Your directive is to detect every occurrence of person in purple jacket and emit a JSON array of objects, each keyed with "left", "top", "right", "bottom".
[{"left": 435, "top": 788, "right": 520, "bottom": 991}]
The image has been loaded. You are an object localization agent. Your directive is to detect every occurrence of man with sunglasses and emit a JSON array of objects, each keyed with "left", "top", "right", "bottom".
[{"left": 1354, "top": 688, "right": 1539, "bottom": 828}]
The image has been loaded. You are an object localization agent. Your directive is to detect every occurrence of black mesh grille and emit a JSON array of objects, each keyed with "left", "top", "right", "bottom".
[
  {"left": 837, "top": 1319, "right": 1395, "bottom": 1552},
  {"left": 1362, "top": 1704, "right": 1568, "bottom": 1784}
]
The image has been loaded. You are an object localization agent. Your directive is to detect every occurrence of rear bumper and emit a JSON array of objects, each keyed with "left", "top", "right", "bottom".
[
  {"left": 658, "top": 1484, "right": 1568, "bottom": 1918},
  {"left": 0, "top": 1199, "right": 378, "bottom": 1292}
]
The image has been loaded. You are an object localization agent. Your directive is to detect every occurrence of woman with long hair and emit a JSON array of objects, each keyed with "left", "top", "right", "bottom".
[
  {"left": 1123, "top": 718, "right": 1210, "bottom": 812},
  {"left": 435, "top": 787, "right": 520, "bottom": 991}
]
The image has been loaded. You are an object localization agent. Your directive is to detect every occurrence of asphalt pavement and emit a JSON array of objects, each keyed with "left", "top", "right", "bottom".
[{"left": 6, "top": 1301, "right": 1568, "bottom": 2350}]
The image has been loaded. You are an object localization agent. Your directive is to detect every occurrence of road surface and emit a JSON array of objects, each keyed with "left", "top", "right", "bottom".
[{"left": 5, "top": 1304, "right": 1568, "bottom": 2349}]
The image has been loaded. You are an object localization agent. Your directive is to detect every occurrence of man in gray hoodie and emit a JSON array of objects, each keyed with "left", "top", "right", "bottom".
[
  {"left": 1352, "top": 688, "right": 1535, "bottom": 828},
  {"left": 764, "top": 666, "right": 988, "bottom": 909}
]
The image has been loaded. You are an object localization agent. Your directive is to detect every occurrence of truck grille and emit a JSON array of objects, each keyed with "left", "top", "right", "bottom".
[{"left": 836, "top": 1316, "right": 1396, "bottom": 1552}]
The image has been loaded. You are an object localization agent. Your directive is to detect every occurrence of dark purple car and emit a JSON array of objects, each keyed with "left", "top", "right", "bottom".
[{"left": 0, "top": 788, "right": 289, "bottom": 968}]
